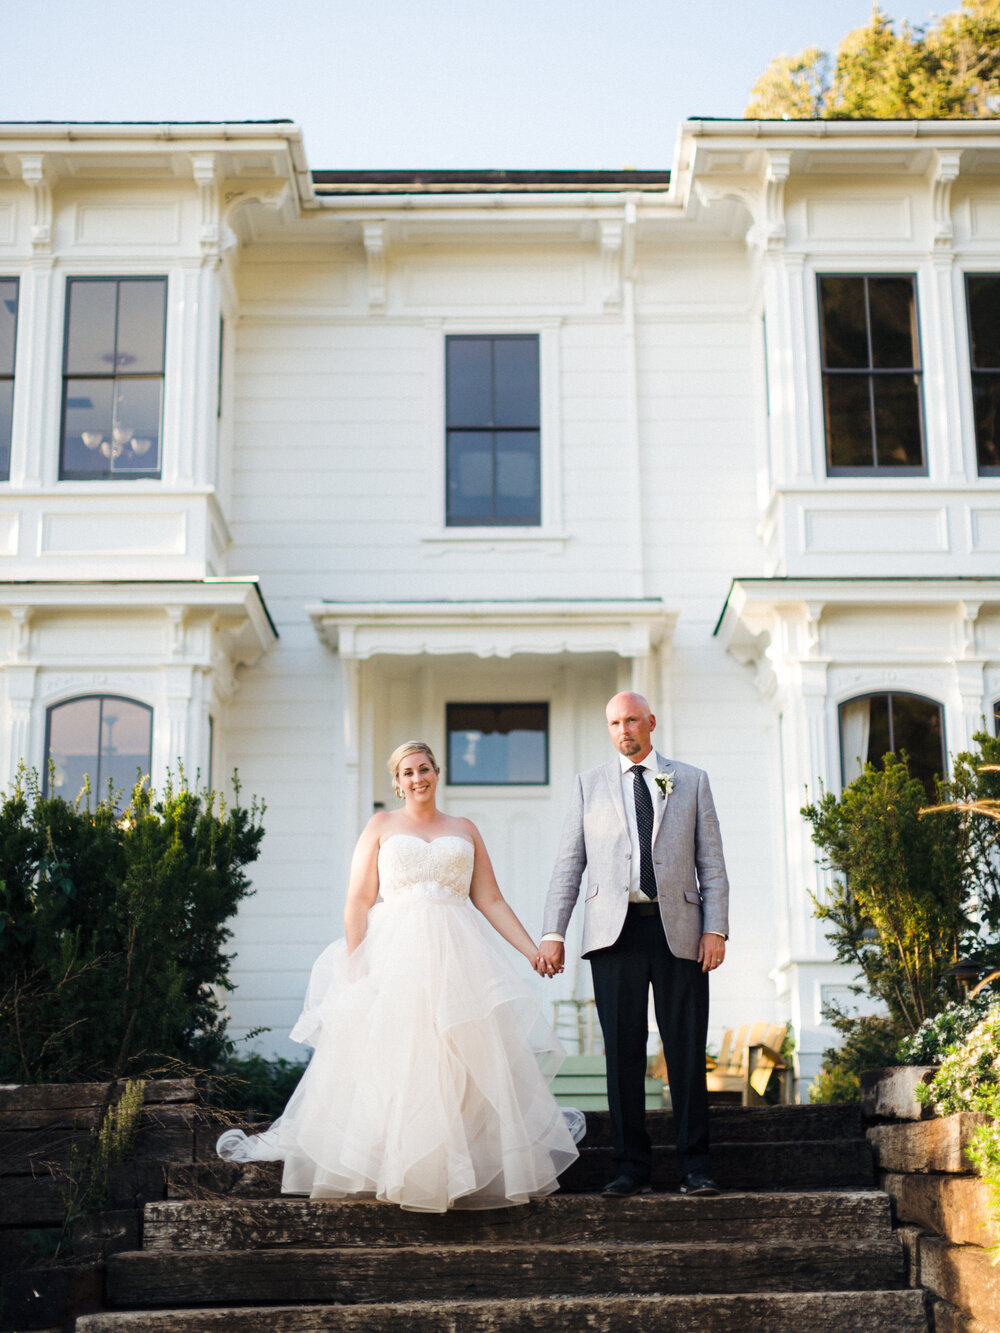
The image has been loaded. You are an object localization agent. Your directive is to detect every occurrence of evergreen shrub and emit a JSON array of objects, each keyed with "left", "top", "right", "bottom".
[{"left": 0, "top": 769, "right": 265, "bottom": 1082}]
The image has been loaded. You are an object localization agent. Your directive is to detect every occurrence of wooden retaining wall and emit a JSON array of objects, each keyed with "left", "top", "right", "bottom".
[{"left": 862, "top": 1067, "right": 1000, "bottom": 1333}]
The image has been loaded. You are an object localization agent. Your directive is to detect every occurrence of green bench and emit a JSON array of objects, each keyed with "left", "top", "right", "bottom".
[{"left": 551, "top": 1053, "right": 664, "bottom": 1110}]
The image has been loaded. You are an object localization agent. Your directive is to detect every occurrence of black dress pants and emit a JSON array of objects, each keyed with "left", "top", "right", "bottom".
[{"left": 589, "top": 903, "right": 710, "bottom": 1181}]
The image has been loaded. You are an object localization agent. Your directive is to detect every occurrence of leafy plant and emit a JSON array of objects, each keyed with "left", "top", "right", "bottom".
[
  {"left": 897, "top": 991, "right": 996, "bottom": 1065},
  {"left": 212, "top": 1052, "right": 308, "bottom": 1123},
  {"left": 803, "top": 754, "right": 968, "bottom": 1038},
  {"left": 0, "top": 768, "right": 265, "bottom": 1083},
  {"left": 745, "top": 1, "right": 1000, "bottom": 120},
  {"left": 810, "top": 1012, "right": 902, "bottom": 1104},
  {"left": 919, "top": 1005, "right": 1000, "bottom": 1254}
]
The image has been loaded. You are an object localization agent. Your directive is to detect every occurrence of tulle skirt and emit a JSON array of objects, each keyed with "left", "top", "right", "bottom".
[{"left": 218, "top": 894, "right": 581, "bottom": 1212}]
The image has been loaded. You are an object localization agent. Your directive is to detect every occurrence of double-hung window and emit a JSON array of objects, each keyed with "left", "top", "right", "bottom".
[
  {"left": 966, "top": 274, "right": 1000, "bottom": 474},
  {"left": 61, "top": 277, "right": 166, "bottom": 480},
  {"left": 445, "top": 335, "right": 540, "bottom": 525},
  {"left": 819, "top": 275, "right": 925, "bottom": 475},
  {"left": 0, "top": 278, "right": 17, "bottom": 481}
]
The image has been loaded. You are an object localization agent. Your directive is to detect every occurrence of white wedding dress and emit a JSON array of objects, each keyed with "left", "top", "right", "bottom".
[{"left": 217, "top": 834, "right": 582, "bottom": 1212}]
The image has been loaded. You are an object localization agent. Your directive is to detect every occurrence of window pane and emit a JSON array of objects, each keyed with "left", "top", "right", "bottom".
[
  {"left": 65, "top": 281, "right": 118, "bottom": 374},
  {"left": 819, "top": 277, "right": 868, "bottom": 368},
  {"left": 495, "top": 432, "right": 540, "bottom": 520},
  {"left": 868, "top": 277, "right": 917, "bottom": 369},
  {"left": 866, "top": 694, "right": 891, "bottom": 768},
  {"left": 889, "top": 693, "right": 944, "bottom": 795},
  {"left": 824, "top": 374, "right": 873, "bottom": 468},
  {"left": 0, "top": 279, "right": 17, "bottom": 373},
  {"left": 973, "top": 376, "right": 1000, "bottom": 470},
  {"left": 99, "top": 699, "right": 153, "bottom": 797},
  {"left": 872, "top": 375, "right": 923, "bottom": 468},
  {"left": 47, "top": 697, "right": 102, "bottom": 800},
  {"left": 111, "top": 378, "right": 162, "bottom": 473},
  {"left": 493, "top": 337, "right": 539, "bottom": 427},
  {"left": 446, "top": 338, "right": 492, "bottom": 427},
  {"left": 968, "top": 275, "right": 1000, "bottom": 369},
  {"left": 447, "top": 703, "right": 548, "bottom": 785},
  {"left": 0, "top": 379, "right": 11, "bottom": 479},
  {"left": 62, "top": 378, "right": 115, "bottom": 477},
  {"left": 116, "top": 279, "right": 166, "bottom": 373},
  {"left": 46, "top": 695, "right": 152, "bottom": 804},
  {"left": 447, "top": 431, "right": 493, "bottom": 520}
]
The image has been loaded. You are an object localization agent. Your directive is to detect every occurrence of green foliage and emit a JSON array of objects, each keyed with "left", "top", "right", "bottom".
[
  {"left": 0, "top": 769, "right": 265, "bottom": 1083},
  {"left": 802, "top": 754, "right": 968, "bottom": 1036},
  {"left": 213, "top": 1053, "right": 308, "bottom": 1123},
  {"left": 920, "top": 1005, "right": 1000, "bottom": 1253},
  {"left": 898, "top": 990, "right": 997, "bottom": 1064},
  {"left": 809, "top": 1012, "right": 903, "bottom": 1104},
  {"left": 58, "top": 1078, "right": 147, "bottom": 1253},
  {"left": 745, "top": 1, "right": 1000, "bottom": 120}
]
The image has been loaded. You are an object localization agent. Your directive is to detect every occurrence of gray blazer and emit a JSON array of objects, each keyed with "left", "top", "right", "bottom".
[{"left": 543, "top": 752, "right": 730, "bottom": 962}]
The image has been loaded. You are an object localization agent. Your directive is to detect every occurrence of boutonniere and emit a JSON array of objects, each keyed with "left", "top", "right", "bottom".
[{"left": 654, "top": 770, "right": 675, "bottom": 797}]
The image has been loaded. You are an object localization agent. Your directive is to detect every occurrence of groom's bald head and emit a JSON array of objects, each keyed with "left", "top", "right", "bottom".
[{"left": 606, "top": 692, "right": 656, "bottom": 762}]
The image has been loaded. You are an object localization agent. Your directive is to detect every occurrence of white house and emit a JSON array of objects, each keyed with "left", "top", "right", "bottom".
[{"left": 2, "top": 118, "right": 999, "bottom": 1095}]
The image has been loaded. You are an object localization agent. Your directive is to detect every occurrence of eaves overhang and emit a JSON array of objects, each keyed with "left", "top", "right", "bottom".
[{"left": 307, "top": 599, "right": 676, "bottom": 661}]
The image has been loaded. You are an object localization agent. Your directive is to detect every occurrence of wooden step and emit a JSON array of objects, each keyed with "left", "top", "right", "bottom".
[
  {"left": 104, "top": 1237, "right": 907, "bottom": 1307},
  {"left": 554, "top": 1138, "right": 874, "bottom": 1192},
  {"left": 77, "top": 1289, "right": 930, "bottom": 1332},
  {"left": 171, "top": 1135, "right": 873, "bottom": 1201},
  {"left": 141, "top": 1190, "right": 895, "bottom": 1252}
]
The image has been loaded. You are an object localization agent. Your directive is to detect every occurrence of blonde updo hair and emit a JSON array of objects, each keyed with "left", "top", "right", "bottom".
[{"left": 387, "top": 741, "right": 439, "bottom": 800}]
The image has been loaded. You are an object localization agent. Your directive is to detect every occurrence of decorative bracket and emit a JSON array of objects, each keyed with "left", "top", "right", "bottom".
[
  {"left": 363, "top": 223, "right": 387, "bottom": 312},
  {"left": 600, "top": 220, "right": 623, "bottom": 310},
  {"left": 191, "top": 153, "right": 221, "bottom": 255},
  {"left": 957, "top": 599, "right": 981, "bottom": 659},
  {"left": 19, "top": 154, "right": 54, "bottom": 254},
  {"left": 932, "top": 150, "right": 962, "bottom": 249},
  {"left": 762, "top": 151, "right": 791, "bottom": 250},
  {"left": 8, "top": 606, "right": 33, "bottom": 663}
]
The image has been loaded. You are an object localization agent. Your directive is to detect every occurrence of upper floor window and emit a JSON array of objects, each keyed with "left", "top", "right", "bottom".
[
  {"left": 446, "top": 702, "right": 548, "bottom": 785},
  {"left": 0, "top": 278, "right": 17, "bottom": 482},
  {"left": 840, "top": 691, "right": 944, "bottom": 796},
  {"left": 61, "top": 277, "right": 166, "bottom": 480},
  {"left": 446, "top": 335, "right": 540, "bottom": 526},
  {"left": 966, "top": 274, "right": 1000, "bottom": 475},
  {"left": 819, "top": 275, "right": 925, "bottom": 475},
  {"left": 44, "top": 694, "right": 153, "bottom": 804}
]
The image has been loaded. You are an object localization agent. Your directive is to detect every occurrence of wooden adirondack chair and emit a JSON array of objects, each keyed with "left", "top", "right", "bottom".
[{"left": 704, "top": 1022, "right": 792, "bottom": 1105}]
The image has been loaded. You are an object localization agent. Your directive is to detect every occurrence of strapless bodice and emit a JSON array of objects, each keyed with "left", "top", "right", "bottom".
[{"left": 377, "top": 834, "right": 474, "bottom": 903}]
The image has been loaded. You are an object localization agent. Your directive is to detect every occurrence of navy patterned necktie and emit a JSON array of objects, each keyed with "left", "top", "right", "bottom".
[{"left": 630, "top": 765, "right": 657, "bottom": 900}]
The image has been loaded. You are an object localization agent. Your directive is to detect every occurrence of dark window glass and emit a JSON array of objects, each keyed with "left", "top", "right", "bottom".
[
  {"left": 818, "top": 275, "right": 924, "bottom": 474},
  {"left": 967, "top": 274, "right": 1000, "bottom": 474},
  {"left": 44, "top": 695, "right": 153, "bottom": 805},
  {"left": 446, "top": 703, "right": 548, "bottom": 785},
  {"left": 446, "top": 335, "right": 540, "bottom": 526},
  {"left": 61, "top": 277, "right": 166, "bottom": 480},
  {"left": 0, "top": 278, "right": 17, "bottom": 481},
  {"left": 994, "top": 700, "right": 1000, "bottom": 738},
  {"left": 839, "top": 692, "right": 945, "bottom": 796}
]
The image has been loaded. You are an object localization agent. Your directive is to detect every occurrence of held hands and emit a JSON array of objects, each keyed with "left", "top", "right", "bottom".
[
  {"left": 698, "top": 933, "right": 726, "bottom": 973},
  {"left": 533, "top": 939, "right": 565, "bottom": 979}
]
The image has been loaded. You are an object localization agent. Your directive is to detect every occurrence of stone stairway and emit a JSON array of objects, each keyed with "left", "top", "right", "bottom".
[{"left": 75, "top": 1104, "right": 929, "bottom": 1331}]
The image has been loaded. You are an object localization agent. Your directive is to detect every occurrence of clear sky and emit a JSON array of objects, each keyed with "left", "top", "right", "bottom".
[{"left": 3, "top": 1, "right": 945, "bottom": 170}]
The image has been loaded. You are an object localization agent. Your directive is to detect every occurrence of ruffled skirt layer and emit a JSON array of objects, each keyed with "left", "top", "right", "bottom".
[{"left": 219, "top": 895, "right": 580, "bottom": 1212}]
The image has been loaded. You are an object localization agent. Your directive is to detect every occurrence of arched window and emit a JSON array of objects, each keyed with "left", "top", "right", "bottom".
[
  {"left": 839, "top": 692, "right": 945, "bottom": 795},
  {"left": 44, "top": 695, "right": 153, "bottom": 802}
]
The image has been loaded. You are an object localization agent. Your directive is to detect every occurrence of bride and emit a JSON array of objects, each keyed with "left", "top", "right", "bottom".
[{"left": 217, "top": 740, "right": 582, "bottom": 1212}]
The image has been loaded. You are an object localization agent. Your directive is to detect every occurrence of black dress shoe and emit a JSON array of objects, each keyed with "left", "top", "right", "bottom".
[
  {"left": 602, "top": 1174, "right": 652, "bottom": 1197},
  {"left": 678, "top": 1171, "right": 720, "bottom": 1196}
]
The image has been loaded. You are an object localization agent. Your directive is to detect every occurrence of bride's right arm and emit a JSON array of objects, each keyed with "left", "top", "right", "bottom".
[{"left": 344, "top": 820, "right": 382, "bottom": 954}]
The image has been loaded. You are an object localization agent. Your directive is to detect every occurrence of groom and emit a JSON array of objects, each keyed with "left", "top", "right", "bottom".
[{"left": 539, "top": 691, "right": 729, "bottom": 1197}]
